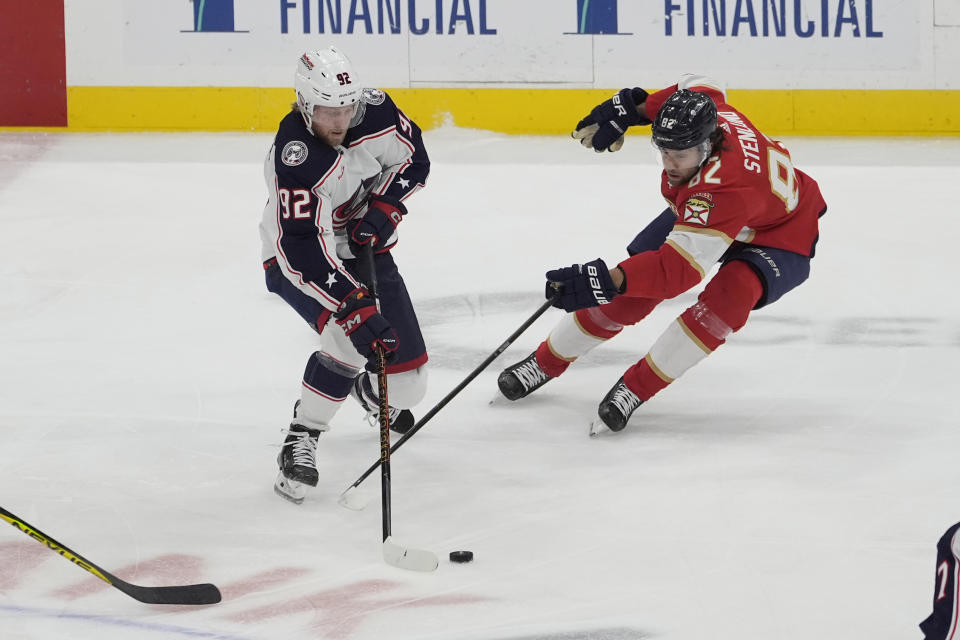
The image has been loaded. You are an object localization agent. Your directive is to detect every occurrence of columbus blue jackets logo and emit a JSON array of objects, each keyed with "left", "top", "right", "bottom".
[
  {"left": 682, "top": 193, "right": 714, "bottom": 225},
  {"left": 281, "top": 140, "right": 308, "bottom": 166},
  {"left": 362, "top": 88, "right": 386, "bottom": 106}
]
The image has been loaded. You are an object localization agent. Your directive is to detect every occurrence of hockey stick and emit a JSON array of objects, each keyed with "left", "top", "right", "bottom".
[
  {"left": 339, "top": 293, "right": 557, "bottom": 510},
  {"left": 362, "top": 246, "right": 438, "bottom": 572},
  {"left": 0, "top": 505, "right": 221, "bottom": 605}
]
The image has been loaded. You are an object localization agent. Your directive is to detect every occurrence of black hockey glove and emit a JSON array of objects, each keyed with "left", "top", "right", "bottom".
[
  {"left": 572, "top": 88, "right": 651, "bottom": 153},
  {"left": 545, "top": 259, "right": 620, "bottom": 312},
  {"left": 334, "top": 289, "right": 399, "bottom": 365},
  {"left": 348, "top": 196, "right": 406, "bottom": 253}
]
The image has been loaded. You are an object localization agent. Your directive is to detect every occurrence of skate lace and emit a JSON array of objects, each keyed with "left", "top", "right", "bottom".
[
  {"left": 363, "top": 406, "right": 401, "bottom": 428},
  {"left": 610, "top": 384, "right": 641, "bottom": 416},
  {"left": 513, "top": 359, "right": 548, "bottom": 390},
  {"left": 354, "top": 379, "right": 401, "bottom": 427},
  {"left": 283, "top": 429, "right": 317, "bottom": 466}
]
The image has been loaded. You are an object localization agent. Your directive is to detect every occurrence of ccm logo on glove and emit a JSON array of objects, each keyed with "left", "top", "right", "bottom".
[
  {"left": 348, "top": 196, "right": 407, "bottom": 250},
  {"left": 339, "top": 310, "right": 368, "bottom": 333},
  {"left": 334, "top": 289, "right": 399, "bottom": 364}
]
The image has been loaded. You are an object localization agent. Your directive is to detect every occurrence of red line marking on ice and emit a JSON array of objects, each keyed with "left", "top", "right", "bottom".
[
  {"left": 225, "top": 579, "right": 490, "bottom": 639},
  {"left": 0, "top": 541, "right": 50, "bottom": 592},
  {"left": 219, "top": 567, "right": 311, "bottom": 601}
]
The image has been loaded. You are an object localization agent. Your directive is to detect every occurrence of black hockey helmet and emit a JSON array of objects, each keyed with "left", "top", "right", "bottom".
[{"left": 651, "top": 90, "right": 718, "bottom": 150}]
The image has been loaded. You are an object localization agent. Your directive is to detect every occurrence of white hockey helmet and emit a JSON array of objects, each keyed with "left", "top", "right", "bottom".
[{"left": 294, "top": 46, "right": 363, "bottom": 129}]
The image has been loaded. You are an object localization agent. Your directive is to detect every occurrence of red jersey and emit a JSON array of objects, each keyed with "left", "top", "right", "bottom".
[{"left": 619, "top": 75, "right": 826, "bottom": 300}]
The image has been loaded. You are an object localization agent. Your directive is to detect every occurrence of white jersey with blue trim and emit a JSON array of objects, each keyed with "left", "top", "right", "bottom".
[{"left": 259, "top": 88, "right": 429, "bottom": 312}]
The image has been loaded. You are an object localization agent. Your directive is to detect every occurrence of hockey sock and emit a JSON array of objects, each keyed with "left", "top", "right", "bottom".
[
  {"left": 535, "top": 341, "right": 573, "bottom": 378},
  {"left": 535, "top": 309, "right": 613, "bottom": 377},
  {"left": 623, "top": 260, "right": 762, "bottom": 401},
  {"left": 298, "top": 351, "right": 359, "bottom": 430},
  {"left": 595, "top": 294, "right": 661, "bottom": 327},
  {"left": 536, "top": 296, "right": 662, "bottom": 378}
]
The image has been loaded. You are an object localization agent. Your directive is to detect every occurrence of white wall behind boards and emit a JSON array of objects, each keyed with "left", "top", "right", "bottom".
[
  {"left": 63, "top": 0, "right": 959, "bottom": 89},
  {"left": 936, "top": 0, "right": 960, "bottom": 25}
]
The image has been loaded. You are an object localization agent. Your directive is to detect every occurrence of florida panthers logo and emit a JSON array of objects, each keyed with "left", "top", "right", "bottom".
[
  {"left": 682, "top": 193, "right": 714, "bottom": 225},
  {"left": 281, "top": 140, "right": 308, "bottom": 167}
]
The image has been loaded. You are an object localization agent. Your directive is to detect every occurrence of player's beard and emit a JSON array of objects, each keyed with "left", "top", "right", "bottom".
[
  {"left": 318, "top": 130, "right": 347, "bottom": 147},
  {"left": 311, "top": 122, "right": 348, "bottom": 148},
  {"left": 666, "top": 169, "right": 694, "bottom": 186}
]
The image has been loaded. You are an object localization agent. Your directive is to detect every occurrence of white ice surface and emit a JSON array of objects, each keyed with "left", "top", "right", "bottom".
[{"left": 1, "top": 129, "right": 959, "bottom": 640}]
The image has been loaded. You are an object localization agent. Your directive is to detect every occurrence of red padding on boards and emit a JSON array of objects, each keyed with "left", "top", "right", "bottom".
[{"left": 0, "top": 0, "right": 67, "bottom": 126}]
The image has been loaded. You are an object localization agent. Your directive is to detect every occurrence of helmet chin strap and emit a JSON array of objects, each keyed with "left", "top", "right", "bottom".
[
  {"left": 695, "top": 139, "right": 712, "bottom": 165},
  {"left": 348, "top": 101, "right": 367, "bottom": 129},
  {"left": 296, "top": 94, "right": 315, "bottom": 132}
]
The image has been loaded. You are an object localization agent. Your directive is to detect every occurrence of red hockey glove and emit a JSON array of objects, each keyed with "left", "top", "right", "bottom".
[
  {"left": 334, "top": 289, "right": 399, "bottom": 365},
  {"left": 348, "top": 196, "right": 406, "bottom": 252}
]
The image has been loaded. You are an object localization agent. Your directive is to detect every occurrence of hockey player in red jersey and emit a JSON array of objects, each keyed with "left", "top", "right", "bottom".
[
  {"left": 260, "top": 47, "right": 431, "bottom": 502},
  {"left": 497, "top": 75, "right": 827, "bottom": 434}
]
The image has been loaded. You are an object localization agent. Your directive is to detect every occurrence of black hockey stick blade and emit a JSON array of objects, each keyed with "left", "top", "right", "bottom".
[
  {"left": 109, "top": 581, "right": 222, "bottom": 606},
  {"left": 0, "top": 506, "right": 221, "bottom": 605}
]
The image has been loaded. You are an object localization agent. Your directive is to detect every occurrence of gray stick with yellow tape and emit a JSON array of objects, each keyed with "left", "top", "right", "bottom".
[{"left": 0, "top": 505, "right": 221, "bottom": 605}]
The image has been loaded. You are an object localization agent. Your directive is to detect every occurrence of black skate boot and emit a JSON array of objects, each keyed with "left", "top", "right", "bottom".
[
  {"left": 498, "top": 352, "right": 553, "bottom": 401},
  {"left": 274, "top": 424, "right": 322, "bottom": 504},
  {"left": 595, "top": 376, "right": 643, "bottom": 433},
  {"left": 351, "top": 374, "right": 415, "bottom": 434}
]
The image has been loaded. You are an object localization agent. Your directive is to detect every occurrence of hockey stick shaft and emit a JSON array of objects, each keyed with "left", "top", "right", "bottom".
[
  {"left": 362, "top": 248, "right": 437, "bottom": 571},
  {"left": 362, "top": 245, "right": 393, "bottom": 542},
  {"left": 340, "top": 294, "right": 557, "bottom": 496},
  {"left": 0, "top": 505, "right": 221, "bottom": 605},
  {"left": 376, "top": 343, "right": 391, "bottom": 542}
]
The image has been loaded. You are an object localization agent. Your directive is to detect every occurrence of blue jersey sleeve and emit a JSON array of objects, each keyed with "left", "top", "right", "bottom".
[
  {"left": 269, "top": 112, "right": 363, "bottom": 309},
  {"left": 349, "top": 90, "right": 430, "bottom": 206}
]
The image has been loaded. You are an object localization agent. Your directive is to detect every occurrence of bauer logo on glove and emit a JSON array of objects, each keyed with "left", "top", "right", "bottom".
[
  {"left": 545, "top": 258, "right": 621, "bottom": 312},
  {"left": 571, "top": 87, "right": 651, "bottom": 153},
  {"left": 585, "top": 264, "right": 612, "bottom": 305}
]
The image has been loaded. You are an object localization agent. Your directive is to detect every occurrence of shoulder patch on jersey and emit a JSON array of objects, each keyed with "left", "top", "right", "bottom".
[
  {"left": 362, "top": 88, "right": 386, "bottom": 106},
  {"left": 682, "top": 192, "right": 714, "bottom": 226},
  {"left": 281, "top": 140, "right": 308, "bottom": 167}
]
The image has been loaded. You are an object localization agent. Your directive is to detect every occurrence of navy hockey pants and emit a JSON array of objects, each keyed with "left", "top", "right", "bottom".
[
  {"left": 626, "top": 208, "right": 814, "bottom": 309},
  {"left": 264, "top": 252, "right": 428, "bottom": 374}
]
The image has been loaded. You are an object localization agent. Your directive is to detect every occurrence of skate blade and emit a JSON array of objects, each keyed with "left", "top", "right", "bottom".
[
  {"left": 337, "top": 487, "right": 370, "bottom": 511},
  {"left": 274, "top": 473, "right": 307, "bottom": 504},
  {"left": 588, "top": 419, "right": 613, "bottom": 438},
  {"left": 274, "top": 484, "right": 306, "bottom": 504},
  {"left": 488, "top": 391, "right": 512, "bottom": 406}
]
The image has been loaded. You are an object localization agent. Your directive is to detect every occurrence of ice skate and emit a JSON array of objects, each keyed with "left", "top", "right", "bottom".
[
  {"left": 274, "top": 424, "right": 322, "bottom": 504},
  {"left": 351, "top": 374, "right": 415, "bottom": 434},
  {"left": 590, "top": 376, "right": 643, "bottom": 436},
  {"left": 497, "top": 352, "right": 553, "bottom": 401}
]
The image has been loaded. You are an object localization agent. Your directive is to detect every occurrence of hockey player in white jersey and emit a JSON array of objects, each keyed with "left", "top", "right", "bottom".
[{"left": 259, "top": 47, "right": 430, "bottom": 504}]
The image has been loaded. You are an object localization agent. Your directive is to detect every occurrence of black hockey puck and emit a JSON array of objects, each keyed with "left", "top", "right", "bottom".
[{"left": 449, "top": 550, "right": 474, "bottom": 563}]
